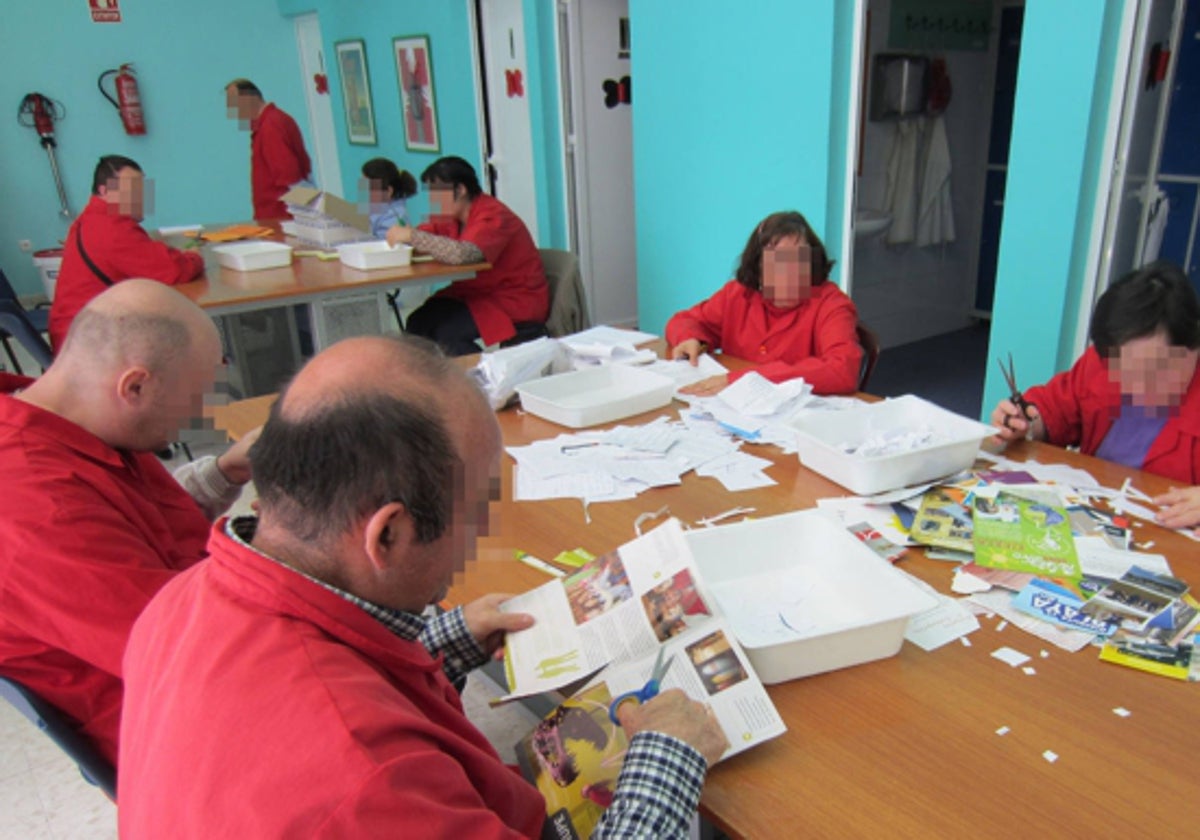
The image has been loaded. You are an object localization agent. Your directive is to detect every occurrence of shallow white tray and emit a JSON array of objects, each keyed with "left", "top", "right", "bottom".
[
  {"left": 516, "top": 365, "right": 676, "bottom": 428},
  {"left": 790, "top": 394, "right": 996, "bottom": 496},
  {"left": 687, "top": 510, "right": 937, "bottom": 684},
  {"left": 212, "top": 241, "right": 293, "bottom": 272},
  {"left": 337, "top": 241, "right": 413, "bottom": 270}
]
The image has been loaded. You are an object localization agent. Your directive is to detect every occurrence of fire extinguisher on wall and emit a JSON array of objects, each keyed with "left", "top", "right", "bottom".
[{"left": 98, "top": 63, "right": 146, "bottom": 135}]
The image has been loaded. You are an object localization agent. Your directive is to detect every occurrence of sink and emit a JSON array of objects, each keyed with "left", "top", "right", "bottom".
[{"left": 854, "top": 209, "right": 892, "bottom": 240}]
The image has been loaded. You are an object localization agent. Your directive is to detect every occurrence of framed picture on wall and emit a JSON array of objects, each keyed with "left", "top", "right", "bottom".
[
  {"left": 335, "top": 39, "right": 377, "bottom": 146},
  {"left": 393, "top": 34, "right": 441, "bottom": 153}
]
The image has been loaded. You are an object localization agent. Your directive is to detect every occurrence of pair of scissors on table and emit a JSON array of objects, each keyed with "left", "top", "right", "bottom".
[
  {"left": 997, "top": 352, "right": 1036, "bottom": 428},
  {"left": 608, "top": 646, "right": 675, "bottom": 724}
]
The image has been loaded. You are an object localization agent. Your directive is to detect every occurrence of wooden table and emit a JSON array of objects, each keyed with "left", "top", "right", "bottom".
[{"left": 207, "top": 366, "right": 1199, "bottom": 839}]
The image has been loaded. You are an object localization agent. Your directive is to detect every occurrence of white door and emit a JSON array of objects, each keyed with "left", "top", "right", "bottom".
[
  {"left": 562, "top": 0, "right": 635, "bottom": 326},
  {"left": 477, "top": 0, "right": 540, "bottom": 241},
  {"left": 294, "top": 12, "right": 344, "bottom": 197}
]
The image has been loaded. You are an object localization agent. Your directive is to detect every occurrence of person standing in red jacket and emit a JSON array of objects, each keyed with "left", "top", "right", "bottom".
[
  {"left": 992, "top": 261, "right": 1200, "bottom": 532},
  {"left": 49, "top": 155, "right": 205, "bottom": 351},
  {"left": 386, "top": 156, "right": 548, "bottom": 355},
  {"left": 224, "top": 78, "right": 313, "bottom": 220},
  {"left": 666, "top": 210, "right": 863, "bottom": 396}
]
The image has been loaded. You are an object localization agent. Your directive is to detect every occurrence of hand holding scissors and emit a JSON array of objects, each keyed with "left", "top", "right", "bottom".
[
  {"left": 992, "top": 353, "right": 1040, "bottom": 440},
  {"left": 609, "top": 647, "right": 675, "bottom": 725}
]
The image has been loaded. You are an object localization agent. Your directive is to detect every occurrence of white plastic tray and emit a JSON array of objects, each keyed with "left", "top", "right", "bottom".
[
  {"left": 791, "top": 394, "right": 996, "bottom": 495},
  {"left": 516, "top": 365, "right": 676, "bottom": 428},
  {"left": 212, "top": 241, "right": 293, "bottom": 272},
  {"left": 337, "top": 241, "right": 413, "bottom": 270},
  {"left": 687, "top": 510, "right": 937, "bottom": 684}
]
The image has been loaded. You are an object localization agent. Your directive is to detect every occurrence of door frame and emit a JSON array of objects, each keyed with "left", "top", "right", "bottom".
[{"left": 293, "top": 13, "right": 343, "bottom": 197}]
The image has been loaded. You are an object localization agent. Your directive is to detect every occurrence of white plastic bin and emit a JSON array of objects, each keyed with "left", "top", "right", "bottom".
[
  {"left": 32, "top": 248, "right": 63, "bottom": 300},
  {"left": 337, "top": 241, "right": 413, "bottom": 270},
  {"left": 516, "top": 365, "right": 676, "bottom": 428},
  {"left": 213, "top": 242, "right": 294, "bottom": 272}
]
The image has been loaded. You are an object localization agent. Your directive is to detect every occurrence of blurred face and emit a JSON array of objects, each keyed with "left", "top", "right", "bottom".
[
  {"left": 99, "top": 167, "right": 147, "bottom": 221},
  {"left": 1107, "top": 330, "right": 1199, "bottom": 411},
  {"left": 361, "top": 177, "right": 392, "bottom": 206},
  {"left": 427, "top": 180, "right": 469, "bottom": 221},
  {"left": 224, "top": 87, "right": 259, "bottom": 126},
  {"left": 761, "top": 236, "right": 813, "bottom": 309},
  {"left": 137, "top": 326, "right": 224, "bottom": 450}
]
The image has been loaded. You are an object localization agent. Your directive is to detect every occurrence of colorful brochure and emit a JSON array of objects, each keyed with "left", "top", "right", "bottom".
[{"left": 971, "top": 491, "right": 1080, "bottom": 579}]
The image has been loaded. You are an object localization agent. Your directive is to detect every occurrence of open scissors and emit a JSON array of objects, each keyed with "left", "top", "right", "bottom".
[
  {"left": 608, "top": 647, "right": 675, "bottom": 724},
  {"left": 997, "top": 353, "right": 1035, "bottom": 426}
]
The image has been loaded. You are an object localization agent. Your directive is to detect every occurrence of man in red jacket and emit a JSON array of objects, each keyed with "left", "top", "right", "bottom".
[
  {"left": 49, "top": 155, "right": 205, "bottom": 351},
  {"left": 225, "top": 78, "right": 313, "bottom": 220},
  {"left": 0, "top": 280, "right": 257, "bottom": 767},
  {"left": 119, "top": 335, "right": 727, "bottom": 837},
  {"left": 386, "top": 156, "right": 548, "bottom": 355}
]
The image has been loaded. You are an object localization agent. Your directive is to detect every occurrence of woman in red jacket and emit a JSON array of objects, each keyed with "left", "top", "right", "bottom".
[
  {"left": 666, "top": 210, "right": 862, "bottom": 396},
  {"left": 992, "top": 261, "right": 1200, "bottom": 531}
]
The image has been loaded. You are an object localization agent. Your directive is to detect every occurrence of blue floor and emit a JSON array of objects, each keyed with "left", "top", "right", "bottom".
[{"left": 867, "top": 321, "right": 992, "bottom": 420}]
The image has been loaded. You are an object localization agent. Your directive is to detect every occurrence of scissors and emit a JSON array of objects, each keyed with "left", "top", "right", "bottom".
[
  {"left": 608, "top": 647, "right": 675, "bottom": 724},
  {"left": 997, "top": 353, "right": 1035, "bottom": 427}
]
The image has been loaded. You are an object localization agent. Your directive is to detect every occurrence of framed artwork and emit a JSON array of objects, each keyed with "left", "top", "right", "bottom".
[
  {"left": 335, "top": 39, "right": 377, "bottom": 146},
  {"left": 393, "top": 35, "right": 441, "bottom": 153}
]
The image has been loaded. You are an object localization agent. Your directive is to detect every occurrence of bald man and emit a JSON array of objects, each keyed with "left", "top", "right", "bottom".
[
  {"left": 0, "top": 280, "right": 256, "bottom": 767},
  {"left": 119, "top": 335, "right": 727, "bottom": 838}
]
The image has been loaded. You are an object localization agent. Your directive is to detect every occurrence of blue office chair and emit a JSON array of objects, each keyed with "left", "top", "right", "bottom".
[
  {"left": 0, "top": 676, "right": 116, "bottom": 800},
  {"left": 0, "top": 268, "right": 52, "bottom": 374}
]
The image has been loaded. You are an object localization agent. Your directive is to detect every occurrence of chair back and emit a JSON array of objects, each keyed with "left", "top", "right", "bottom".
[
  {"left": 0, "top": 300, "right": 54, "bottom": 371},
  {"left": 0, "top": 268, "right": 19, "bottom": 304},
  {"left": 538, "top": 249, "right": 591, "bottom": 338},
  {"left": 0, "top": 676, "right": 116, "bottom": 799},
  {"left": 855, "top": 321, "right": 881, "bottom": 391}
]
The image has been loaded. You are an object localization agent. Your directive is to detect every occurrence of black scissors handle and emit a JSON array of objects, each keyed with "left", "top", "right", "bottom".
[{"left": 998, "top": 354, "right": 1035, "bottom": 423}]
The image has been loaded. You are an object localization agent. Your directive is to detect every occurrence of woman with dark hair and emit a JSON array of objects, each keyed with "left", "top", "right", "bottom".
[
  {"left": 665, "top": 210, "right": 862, "bottom": 395},
  {"left": 992, "top": 261, "right": 1200, "bottom": 530},
  {"left": 361, "top": 157, "right": 418, "bottom": 238}
]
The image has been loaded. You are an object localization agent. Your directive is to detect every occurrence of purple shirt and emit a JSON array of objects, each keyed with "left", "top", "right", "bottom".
[{"left": 1094, "top": 403, "right": 1170, "bottom": 469}]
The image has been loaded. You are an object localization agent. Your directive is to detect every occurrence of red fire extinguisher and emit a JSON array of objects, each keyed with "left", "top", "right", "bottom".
[{"left": 98, "top": 63, "right": 146, "bottom": 135}]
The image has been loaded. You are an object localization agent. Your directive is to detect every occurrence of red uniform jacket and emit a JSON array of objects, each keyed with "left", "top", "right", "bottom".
[
  {"left": 665, "top": 280, "right": 863, "bottom": 395},
  {"left": 49, "top": 196, "right": 205, "bottom": 350},
  {"left": 420, "top": 194, "right": 549, "bottom": 346},
  {"left": 119, "top": 521, "right": 546, "bottom": 837},
  {"left": 251, "top": 103, "right": 312, "bottom": 220},
  {"left": 1024, "top": 346, "right": 1200, "bottom": 484},
  {"left": 0, "top": 375, "right": 210, "bottom": 764}
]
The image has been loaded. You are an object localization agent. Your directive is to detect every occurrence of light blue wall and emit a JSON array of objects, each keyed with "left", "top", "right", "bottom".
[
  {"left": 280, "top": 0, "right": 567, "bottom": 247},
  {"left": 980, "top": 0, "right": 1120, "bottom": 418},
  {"left": 630, "top": 0, "right": 836, "bottom": 335},
  {"left": 0, "top": 0, "right": 306, "bottom": 297}
]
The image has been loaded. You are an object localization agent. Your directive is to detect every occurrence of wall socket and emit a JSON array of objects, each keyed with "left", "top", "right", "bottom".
[{"left": 18, "top": 240, "right": 32, "bottom": 252}]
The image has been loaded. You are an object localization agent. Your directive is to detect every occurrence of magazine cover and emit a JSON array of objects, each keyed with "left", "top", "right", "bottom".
[
  {"left": 971, "top": 491, "right": 1080, "bottom": 579},
  {"left": 910, "top": 486, "right": 974, "bottom": 553}
]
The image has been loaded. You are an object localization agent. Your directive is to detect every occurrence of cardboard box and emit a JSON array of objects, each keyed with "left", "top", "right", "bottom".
[
  {"left": 281, "top": 186, "right": 374, "bottom": 248},
  {"left": 686, "top": 510, "right": 937, "bottom": 684}
]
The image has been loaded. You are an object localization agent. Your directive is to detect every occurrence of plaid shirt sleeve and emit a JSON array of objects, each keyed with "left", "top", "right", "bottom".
[
  {"left": 173, "top": 456, "right": 242, "bottom": 521},
  {"left": 410, "top": 229, "right": 485, "bottom": 266},
  {"left": 418, "top": 607, "right": 489, "bottom": 688},
  {"left": 591, "top": 731, "right": 707, "bottom": 839}
]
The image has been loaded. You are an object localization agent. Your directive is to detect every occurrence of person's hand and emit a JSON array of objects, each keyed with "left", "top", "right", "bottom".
[
  {"left": 215, "top": 425, "right": 261, "bottom": 485},
  {"left": 617, "top": 688, "right": 729, "bottom": 766},
  {"left": 670, "top": 339, "right": 704, "bottom": 366},
  {"left": 385, "top": 225, "right": 413, "bottom": 248},
  {"left": 463, "top": 593, "right": 535, "bottom": 659},
  {"left": 1152, "top": 486, "right": 1200, "bottom": 531},
  {"left": 989, "top": 399, "right": 1042, "bottom": 445},
  {"left": 678, "top": 374, "right": 729, "bottom": 398}
]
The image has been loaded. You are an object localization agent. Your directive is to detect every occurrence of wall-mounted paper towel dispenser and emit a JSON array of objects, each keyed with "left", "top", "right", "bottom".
[{"left": 870, "top": 54, "right": 928, "bottom": 121}]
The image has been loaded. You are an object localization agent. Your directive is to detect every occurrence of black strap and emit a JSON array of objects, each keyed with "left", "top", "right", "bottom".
[{"left": 74, "top": 222, "right": 114, "bottom": 287}]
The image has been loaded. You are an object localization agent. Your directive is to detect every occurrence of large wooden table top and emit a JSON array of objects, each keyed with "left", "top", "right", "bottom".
[
  {"left": 205, "top": 355, "right": 1199, "bottom": 839},
  {"left": 166, "top": 221, "right": 487, "bottom": 313}
]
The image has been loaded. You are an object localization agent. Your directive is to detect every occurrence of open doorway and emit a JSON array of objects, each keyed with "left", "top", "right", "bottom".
[{"left": 848, "top": 0, "right": 1024, "bottom": 418}]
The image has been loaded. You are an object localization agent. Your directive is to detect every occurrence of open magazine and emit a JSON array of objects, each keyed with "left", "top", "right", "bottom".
[{"left": 500, "top": 519, "right": 786, "bottom": 838}]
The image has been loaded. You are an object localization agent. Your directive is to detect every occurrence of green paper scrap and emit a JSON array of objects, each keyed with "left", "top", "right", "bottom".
[
  {"left": 553, "top": 548, "right": 595, "bottom": 569},
  {"left": 972, "top": 491, "right": 1080, "bottom": 580}
]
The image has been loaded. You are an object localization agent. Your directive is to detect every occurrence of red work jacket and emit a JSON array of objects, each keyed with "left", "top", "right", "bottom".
[
  {"left": 666, "top": 280, "right": 863, "bottom": 395},
  {"left": 420, "top": 194, "right": 549, "bottom": 346},
  {"left": 0, "top": 375, "right": 209, "bottom": 764},
  {"left": 49, "top": 196, "right": 205, "bottom": 350},
  {"left": 119, "top": 521, "right": 545, "bottom": 837},
  {"left": 250, "top": 103, "right": 312, "bottom": 220},
  {"left": 1024, "top": 346, "right": 1200, "bottom": 484}
]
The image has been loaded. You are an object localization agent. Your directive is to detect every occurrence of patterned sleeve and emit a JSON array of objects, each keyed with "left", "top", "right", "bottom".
[
  {"left": 411, "top": 230, "right": 485, "bottom": 266},
  {"left": 591, "top": 731, "right": 707, "bottom": 839},
  {"left": 173, "top": 455, "right": 243, "bottom": 521},
  {"left": 419, "top": 606, "right": 489, "bottom": 688}
]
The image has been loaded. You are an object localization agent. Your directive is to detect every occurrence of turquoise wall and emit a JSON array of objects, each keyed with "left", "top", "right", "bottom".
[
  {"left": 980, "top": 0, "right": 1120, "bottom": 418},
  {"left": 279, "top": 0, "right": 566, "bottom": 248},
  {"left": 0, "top": 0, "right": 305, "bottom": 297},
  {"left": 629, "top": 0, "right": 837, "bottom": 335}
]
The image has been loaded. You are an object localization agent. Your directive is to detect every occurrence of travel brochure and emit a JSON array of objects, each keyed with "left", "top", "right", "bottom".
[{"left": 499, "top": 519, "right": 786, "bottom": 835}]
